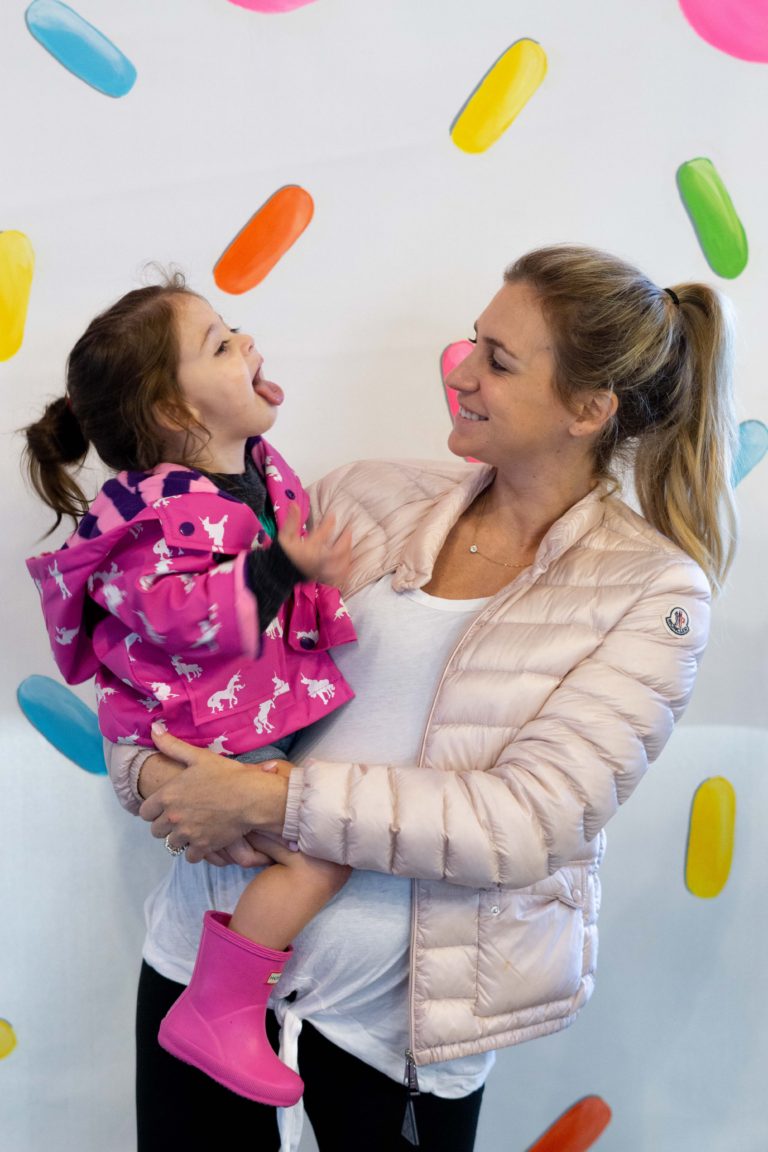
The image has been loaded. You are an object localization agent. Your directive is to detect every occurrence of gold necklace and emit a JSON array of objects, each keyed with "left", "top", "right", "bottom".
[{"left": 467, "top": 489, "right": 533, "bottom": 570}]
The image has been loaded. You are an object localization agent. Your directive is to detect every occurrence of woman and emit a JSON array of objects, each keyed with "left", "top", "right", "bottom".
[{"left": 111, "top": 245, "right": 737, "bottom": 1152}]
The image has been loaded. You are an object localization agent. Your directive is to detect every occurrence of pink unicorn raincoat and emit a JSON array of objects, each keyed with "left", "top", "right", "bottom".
[{"left": 27, "top": 438, "right": 356, "bottom": 753}]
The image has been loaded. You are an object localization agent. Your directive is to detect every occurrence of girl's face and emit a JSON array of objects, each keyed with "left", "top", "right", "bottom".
[{"left": 172, "top": 294, "right": 284, "bottom": 472}]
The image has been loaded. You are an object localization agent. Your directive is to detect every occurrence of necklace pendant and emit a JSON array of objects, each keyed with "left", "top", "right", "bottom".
[{"left": 469, "top": 545, "right": 478, "bottom": 554}]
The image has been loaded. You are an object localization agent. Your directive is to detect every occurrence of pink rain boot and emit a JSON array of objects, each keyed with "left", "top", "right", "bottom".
[{"left": 158, "top": 910, "right": 303, "bottom": 1106}]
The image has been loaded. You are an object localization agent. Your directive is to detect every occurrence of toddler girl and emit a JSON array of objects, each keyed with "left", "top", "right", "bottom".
[{"left": 24, "top": 275, "right": 357, "bottom": 1107}]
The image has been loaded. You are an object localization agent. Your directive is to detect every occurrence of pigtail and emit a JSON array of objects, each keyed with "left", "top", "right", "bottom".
[{"left": 22, "top": 395, "right": 90, "bottom": 533}]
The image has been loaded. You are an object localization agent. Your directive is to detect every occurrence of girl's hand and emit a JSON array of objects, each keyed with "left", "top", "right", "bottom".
[
  {"left": 203, "top": 837, "right": 276, "bottom": 868},
  {"left": 258, "top": 758, "right": 294, "bottom": 779},
  {"left": 243, "top": 830, "right": 298, "bottom": 867},
  {"left": 277, "top": 502, "right": 351, "bottom": 587}
]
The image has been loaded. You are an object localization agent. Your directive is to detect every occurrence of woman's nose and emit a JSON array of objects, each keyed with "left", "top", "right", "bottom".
[
  {"left": 443, "top": 340, "right": 477, "bottom": 394},
  {"left": 446, "top": 362, "right": 474, "bottom": 394}
]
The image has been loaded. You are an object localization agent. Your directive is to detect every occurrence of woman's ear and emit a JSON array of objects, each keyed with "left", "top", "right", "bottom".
[{"left": 568, "top": 389, "right": 618, "bottom": 439}]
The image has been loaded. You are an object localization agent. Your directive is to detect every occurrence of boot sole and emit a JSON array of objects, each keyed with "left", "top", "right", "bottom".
[{"left": 158, "top": 1023, "right": 304, "bottom": 1107}]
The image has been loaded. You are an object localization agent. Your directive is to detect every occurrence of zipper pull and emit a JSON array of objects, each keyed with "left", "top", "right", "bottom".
[
  {"left": 404, "top": 1049, "right": 421, "bottom": 1095},
  {"left": 402, "top": 1049, "right": 420, "bottom": 1146}
]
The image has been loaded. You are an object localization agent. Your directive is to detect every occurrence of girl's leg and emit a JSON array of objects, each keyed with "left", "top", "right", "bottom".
[
  {"left": 156, "top": 829, "right": 349, "bottom": 1103},
  {"left": 299, "top": 1020, "right": 485, "bottom": 1152},
  {"left": 229, "top": 847, "right": 350, "bottom": 948},
  {"left": 136, "top": 961, "right": 281, "bottom": 1151},
  {"left": 231, "top": 738, "right": 351, "bottom": 948}
]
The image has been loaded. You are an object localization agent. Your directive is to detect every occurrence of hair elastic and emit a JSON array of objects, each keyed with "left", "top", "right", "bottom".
[{"left": 664, "top": 288, "right": 680, "bottom": 307}]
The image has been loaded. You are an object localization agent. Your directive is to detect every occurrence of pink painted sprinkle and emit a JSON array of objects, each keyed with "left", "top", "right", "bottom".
[
  {"left": 440, "top": 340, "right": 479, "bottom": 463},
  {"left": 679, "top": 0, "right": 768, "bottom": 63},
  {"left": 226, "top": 0, "right": 317, "bottom": 12}
]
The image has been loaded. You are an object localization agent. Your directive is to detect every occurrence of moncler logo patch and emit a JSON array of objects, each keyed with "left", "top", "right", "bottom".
[{"left": 664, "top": 606, "right": 690, "bottom": 636}]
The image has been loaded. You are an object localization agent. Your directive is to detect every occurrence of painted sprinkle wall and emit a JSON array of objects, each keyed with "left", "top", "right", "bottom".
[{"left": 2, "top": 1, "right": 767, "bottom": 1149}]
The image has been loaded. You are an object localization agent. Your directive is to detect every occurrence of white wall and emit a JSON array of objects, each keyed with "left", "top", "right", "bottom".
[{"left": 1, "top": 1, "right": 766, "bottom": 1148}]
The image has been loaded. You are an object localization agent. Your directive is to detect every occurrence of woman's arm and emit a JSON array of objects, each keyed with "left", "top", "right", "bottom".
[
  {"left": 139, "top": 449, "right": 712, "bottom": 891},
  {"left": 282, "top": 559, "right": 711, "bottom": 890},
  {"left": 138, "top": 556, "right": 709, "bottom": 889}
]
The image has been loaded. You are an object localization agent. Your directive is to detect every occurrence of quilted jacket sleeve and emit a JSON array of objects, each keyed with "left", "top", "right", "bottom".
[
  {"left": 284, "top": 548, "right": 710, "bottom": 891},
  {"left": 104, "top": 739, "right": 150, "bottom": 816}
]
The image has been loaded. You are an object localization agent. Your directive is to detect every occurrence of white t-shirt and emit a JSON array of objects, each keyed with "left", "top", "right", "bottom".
[{"left": 143, "top": 575, "right": 496, "bottom": 1098}]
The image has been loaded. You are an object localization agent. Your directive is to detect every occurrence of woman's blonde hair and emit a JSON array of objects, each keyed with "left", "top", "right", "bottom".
[{"left": 506, "top": 245, "right": 738, "bottom": 591}]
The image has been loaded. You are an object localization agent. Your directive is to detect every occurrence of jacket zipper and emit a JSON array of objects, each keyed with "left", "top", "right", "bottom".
[
  {"left": 341, "top": 473, "right": 601, "bottom": 1065},
  {"left": 404, "top": 567, "right": 539, "bottom": 1077},
  {"left": 346, "top": 542, "right": 540, "bottom": 1069},
  {"left": 402, "top": 1046, "right": 421, "bottom": 1145}
]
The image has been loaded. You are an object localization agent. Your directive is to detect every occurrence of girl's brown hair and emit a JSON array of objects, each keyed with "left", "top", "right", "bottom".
[
  {"left": 505, "top": 245, "right": 738, "bottom": 591},
  {"left": 23, "top": 274, "right": 206, "bottom": 533}
]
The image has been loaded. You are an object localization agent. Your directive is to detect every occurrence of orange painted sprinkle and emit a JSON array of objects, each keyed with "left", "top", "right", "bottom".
[
  {"left": 214, "top": 185, "right": 314, "bottom": 295},
  {"left": 526, "top": 1096, "right": 612, "bottom": 1152}
]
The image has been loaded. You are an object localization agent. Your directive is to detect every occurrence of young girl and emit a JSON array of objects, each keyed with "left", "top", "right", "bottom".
[{"left": 23, "top": 276, "right": 358, "bottom": 1108}]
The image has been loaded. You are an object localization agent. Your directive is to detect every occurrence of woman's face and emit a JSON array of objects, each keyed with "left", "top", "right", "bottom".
[
  {"left": 172, "top": 294, "right": 283, "bottom": 469},
  {"left": 446, "top": 280, "right": 584, "bottom": 476}
]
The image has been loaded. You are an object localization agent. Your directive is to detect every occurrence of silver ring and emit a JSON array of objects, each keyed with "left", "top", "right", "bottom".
[{"left": 164, "top": 834, "right": 186, "bottom": 857}]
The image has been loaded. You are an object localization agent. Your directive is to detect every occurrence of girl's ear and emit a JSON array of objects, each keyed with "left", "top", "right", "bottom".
[
  {"left": 153, "top": 399, "right": 196, "bottom": 434},
  {"left": 568, "top": 388, "right": 618, "bottom": 439}
]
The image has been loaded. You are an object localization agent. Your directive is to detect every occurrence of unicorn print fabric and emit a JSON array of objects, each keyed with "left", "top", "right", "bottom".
[{"left": 27, "top": 437, "right": 356, "bottom": 750}]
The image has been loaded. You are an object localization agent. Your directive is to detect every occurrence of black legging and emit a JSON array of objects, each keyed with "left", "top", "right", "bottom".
[{"left": 136, "top": 961, "right": 484, "bottom": 1151}]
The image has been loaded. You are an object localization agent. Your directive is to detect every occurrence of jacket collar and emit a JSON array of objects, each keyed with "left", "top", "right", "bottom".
[
  {"left": 531, "top": 481, "right": 611, "bottom": 575},
  {"left": 393, "top": 469, "right": 610, "bottom": 591}
]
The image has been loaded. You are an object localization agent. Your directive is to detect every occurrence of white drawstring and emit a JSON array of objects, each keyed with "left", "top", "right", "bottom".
[{"left": 276, "top": 1004, "right": 305, "bottom": 1152}]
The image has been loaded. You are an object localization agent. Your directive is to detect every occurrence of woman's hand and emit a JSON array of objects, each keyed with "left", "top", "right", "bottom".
[
  {"left": 136, "top": 750, "right": 183, "bottom": 800},
  {"left": 139, "top": 725, "right": 292, "bottom": 864}
]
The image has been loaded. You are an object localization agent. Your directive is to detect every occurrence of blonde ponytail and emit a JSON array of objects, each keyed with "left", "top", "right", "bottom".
[
  {"left": 505, "top": 245, "right": 739, "bottom": 591},
  {"left": 633, "top": 284, "right": 738, "bottom": 592}
]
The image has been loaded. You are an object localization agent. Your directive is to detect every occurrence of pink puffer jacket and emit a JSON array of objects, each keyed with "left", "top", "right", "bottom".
[{"left": 280, "top": 457, "right": 710, "bottom": 1064}]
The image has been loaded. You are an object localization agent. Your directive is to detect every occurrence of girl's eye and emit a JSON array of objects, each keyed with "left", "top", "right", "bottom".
[
  {"left": 490, "top": 355, "right": 507, "bottom": 372},
  {"left": 468, "top": 337, "right": 477, "bottom": 345},
  {"left": 214, "top": 327, "right": 240, "bottom": 355}
]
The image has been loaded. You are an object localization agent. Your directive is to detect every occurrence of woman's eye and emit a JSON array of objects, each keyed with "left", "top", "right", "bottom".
[
  {"left": 490, "top": 355, "right": 507, "bottom": 372},
  {"left": 215, "top": 340, "right": 230, "bottom": 356},
  {"left": 468, "top": 336, "right": 477, "bottom": 345},
  {"left": 228, "top": 326, "right": 240, "bottom": 334}
]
